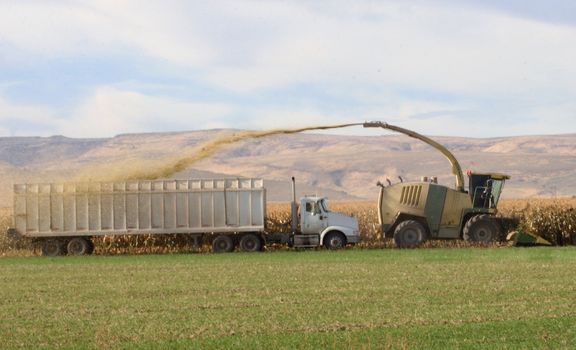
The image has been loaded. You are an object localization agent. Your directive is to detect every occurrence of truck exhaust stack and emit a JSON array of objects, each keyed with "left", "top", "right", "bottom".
[{"left": 291, "top": 177, "right": 298, "bottom": 233}]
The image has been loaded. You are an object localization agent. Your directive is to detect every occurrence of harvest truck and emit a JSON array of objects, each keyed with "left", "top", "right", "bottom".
[
  {"left": 363, "top": 121, "right": 510, "bottom": 248},
  {"left": 7, "top": 177, "right": 360, "bottom": 256}
]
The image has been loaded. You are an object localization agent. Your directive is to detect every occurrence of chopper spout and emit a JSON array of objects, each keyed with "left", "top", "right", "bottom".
[{"left": 363, "top": 120, "right": 465, "bottom": 192}]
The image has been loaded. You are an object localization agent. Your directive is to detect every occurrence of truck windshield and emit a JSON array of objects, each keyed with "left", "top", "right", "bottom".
[{"left": 319, "top": 199, "right": 330, "bottom": 212}]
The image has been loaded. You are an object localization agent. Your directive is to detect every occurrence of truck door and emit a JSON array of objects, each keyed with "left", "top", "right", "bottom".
[{"left": 300, "top": 199, "right": 328, "bottom": 234}]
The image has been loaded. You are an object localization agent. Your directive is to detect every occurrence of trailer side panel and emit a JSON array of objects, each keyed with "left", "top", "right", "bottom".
[{"left": 14, "top": 178, "right": 265, "bottom": 238}]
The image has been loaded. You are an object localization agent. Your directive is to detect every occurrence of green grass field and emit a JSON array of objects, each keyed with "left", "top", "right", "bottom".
[{"left": 1, "top": 248, "right": 576, "bottom": 349}]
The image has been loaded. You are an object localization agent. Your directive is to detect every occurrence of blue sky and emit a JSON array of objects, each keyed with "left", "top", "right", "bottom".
[{"left": 0, "top": 0, "right": 575, "bottom": 138}]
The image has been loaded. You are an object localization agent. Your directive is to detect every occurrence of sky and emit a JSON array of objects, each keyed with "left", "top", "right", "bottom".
[{"left": 0, "top": 0, "right": 575, "bottom": 138}]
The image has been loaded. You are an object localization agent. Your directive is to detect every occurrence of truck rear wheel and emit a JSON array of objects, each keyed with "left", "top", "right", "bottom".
[
  {"left": 42, "top": 239, "right": 66, "bottom": 257},
  {"left": 463, "top": 215, "right": 500, "bottom": 242},
  {"left": 67, "top": 238, "right": 91, "bottom": 256},
  {"left": 239, "top": 234, "right": 262, "bottom": 252},
  {"left": 393, "top": 220, "right": 427, "bottom": 248},
  {"left": 324, "top": 231, "right": 346, "bottom": 250},
  {"left": 212, "top": 235, "right": 234, "bottom": 253}
]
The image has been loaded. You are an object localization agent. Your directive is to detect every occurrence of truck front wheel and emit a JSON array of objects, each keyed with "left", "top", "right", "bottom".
[
  {"left": 212, "top": 235, "right": 234, "bottom": 253},
  {"left": 393, "top": 220, "right": 427, "bottom": 248},
  {"left": 324, "top": 232, "right": 346, "bottom": 250}
]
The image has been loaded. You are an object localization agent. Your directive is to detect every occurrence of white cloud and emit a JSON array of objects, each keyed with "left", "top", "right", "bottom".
[
  {"left": 0, "top": 96, "right": 59, "bottom": 136},
  {"left": 59, "top": 86, "right": 232, "bottom": 137},
  {"left": 200, "top": 2, "right": 576, "bottom": 97},
  {"left": 0, "top": 1, "right": 575, "bottom": 137},
  {"left": 232, "top": 94, "right": 467, "bottom": 136},
  {"left": 243, "top": 109, "right": 348, "bottom": 130},
  {"left": 0, "top": 87, "right": 234, "bottom": 137},
  {"left": 0, "top": 127, "right": 10, "bottom": 137},
  {"left": 2, "top": 0, "right": 575, "bottom": 96},
  {"left": 0, "top": 0, "right": 215, "bottom": 65}
]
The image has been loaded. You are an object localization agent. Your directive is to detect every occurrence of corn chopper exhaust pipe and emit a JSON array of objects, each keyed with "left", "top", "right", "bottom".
[{"left": 363, "top": 121, "right": 466, "bottom": 192}]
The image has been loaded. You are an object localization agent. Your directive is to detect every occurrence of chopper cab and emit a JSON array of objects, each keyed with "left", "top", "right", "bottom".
[{"left": 468, "top": 172, "right": 510, "bottom": 210}]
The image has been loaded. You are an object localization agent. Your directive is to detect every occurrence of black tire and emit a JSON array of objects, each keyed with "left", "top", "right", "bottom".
[
  {"left": 324, "top": 231, "right": 346, "bottom": 250},
  {"left": 463, "top": 215, "right": 500, "bottom": 242},
  {"left": 393, "top": 220, "right": 427, "bottom": 248},
  {"left": 212, "top": 235, "right": 234, "bottom": 253},
  {"left": 239, "top": 234, "right": 262, "bottom": 252},
  {"left": 42, "top": 239, "right": 66, "bottom": 257},
  {"left": 67, "top": 237, "right": 90, "bottom": 256}
]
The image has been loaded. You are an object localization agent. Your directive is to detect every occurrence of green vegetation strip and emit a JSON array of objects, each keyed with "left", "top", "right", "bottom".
[{"left": 1, "top": 248, "right": 575, "bottom": 349}]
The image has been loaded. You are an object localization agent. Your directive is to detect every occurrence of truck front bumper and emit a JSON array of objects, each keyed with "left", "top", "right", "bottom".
[{"left": 347, "top": 232, "right": 361, "bottom": 244}]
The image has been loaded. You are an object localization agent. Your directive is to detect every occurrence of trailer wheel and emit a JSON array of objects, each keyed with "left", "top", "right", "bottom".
[
  {"left": 463, "top": 215, "right": 500, "bottom": 242},
  {"left": 393, "top": 220, "right": 426, "bottom": 248},
  {"left": 324, "top": 231, "right": 346, "bottom": 250},
  {"left": 239, "top": 234, "right": 262, "bottom": 252},
  {"left": 42, "top": 239, "right": 66, "bottom": 257},
  {"left": 67, "top": 238, "right": 90, "bottom": 256},
  {"left": 212, "top": 235, "right": 234, "bottom": 253}
]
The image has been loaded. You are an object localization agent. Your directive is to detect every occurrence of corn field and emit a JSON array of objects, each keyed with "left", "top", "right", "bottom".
[
  {"left": 498, "top": 198, "right": 576, "bottom": 245},
  {"left": 1, "top": 198, "right": 575, "bottom": 256}
]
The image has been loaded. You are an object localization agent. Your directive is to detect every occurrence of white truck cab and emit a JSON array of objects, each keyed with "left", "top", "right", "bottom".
[{"left": 298, "top": 196, "right": 360, "bottom": 249}]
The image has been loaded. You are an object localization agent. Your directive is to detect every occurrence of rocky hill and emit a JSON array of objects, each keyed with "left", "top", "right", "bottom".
[{"left": 1, "top": 130, "right": 575, "bottom": 207}]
